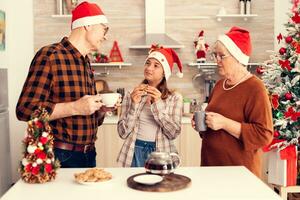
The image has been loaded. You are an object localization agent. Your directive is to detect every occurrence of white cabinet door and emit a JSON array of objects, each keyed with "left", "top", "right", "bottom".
[
  {"left": 178, "top": 124, "right": 201, "bottom": 166},
  {"left": 95, "top": 124, "right": 123, "bottom": 167},
  {"left": 95, "top": 123, "right": 202, "bottom": 168}
]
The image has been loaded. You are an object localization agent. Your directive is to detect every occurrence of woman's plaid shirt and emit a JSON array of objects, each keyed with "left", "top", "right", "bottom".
[
  {"left": 16, "top": 37, "right": 105, "bottom": 145},
  {"left": 117, "top": 91, "right": 183, "bottom": 167}
]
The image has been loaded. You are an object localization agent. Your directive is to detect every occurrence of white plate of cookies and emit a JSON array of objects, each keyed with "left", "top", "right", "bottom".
[{"left": 74, "top": 168, "right": 113, "bottom": 185}]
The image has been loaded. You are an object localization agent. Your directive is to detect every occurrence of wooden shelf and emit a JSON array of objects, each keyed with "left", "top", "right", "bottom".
[
  {"left": 165, "top": 16, "right": 210, "bottom": 20},
  {"left": 91, "top": 62, "right": 132, "bottom": 69},
  {"left": 216, "top": 14, "right": 258, "bottom": 21},
  {"left": 51, "top": 14, "right": 71, "bottom": 18},
  {"left": 188, "top": 62, "right": 216, "bottom": 69},
  {"left": 51, "top": 15, "right": 145, "bottom": 19},
  {"left": 51, "top": 15, "right": 210, "bottom": 20},
  {"left": 188, "top": 62, "right": 263, "bottom": 69}
]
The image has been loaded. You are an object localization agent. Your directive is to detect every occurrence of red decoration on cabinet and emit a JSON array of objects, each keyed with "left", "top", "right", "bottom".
[{"left": 109, "top": 41, "right": 124, "bottom": 63}]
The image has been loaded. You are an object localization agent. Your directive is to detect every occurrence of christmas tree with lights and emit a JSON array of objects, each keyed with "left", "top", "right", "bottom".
[{"left": 262, "top": 1, "right": 300, "bottom": 148}]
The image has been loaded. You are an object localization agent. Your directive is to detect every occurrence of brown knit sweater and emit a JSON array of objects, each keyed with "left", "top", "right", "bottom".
[{"left": 201, "top": 76, "right": 273, "bottom": 177}]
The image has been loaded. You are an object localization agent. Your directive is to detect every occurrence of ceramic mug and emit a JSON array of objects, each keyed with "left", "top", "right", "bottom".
[{"left": 194, "top": 111, "right": 207, "bottom": 131}]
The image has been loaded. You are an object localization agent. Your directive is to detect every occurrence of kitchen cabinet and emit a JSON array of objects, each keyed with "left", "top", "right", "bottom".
[
  {"left": 94, "top": 116, "right": 268, "bottom": 183},
  {"left": 95, "top": 117, "right": 201, "bottom": 167},
  {"left": 95, "top": 124, "right": 124, "bottom": 167}
]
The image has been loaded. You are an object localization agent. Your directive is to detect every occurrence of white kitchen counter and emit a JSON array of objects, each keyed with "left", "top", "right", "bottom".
[
  {"left": 1, "top": 167, "right": 281, "bottom": 200},
  {"left": 103, "top": 115, "right": 192, "bottom": 124}
]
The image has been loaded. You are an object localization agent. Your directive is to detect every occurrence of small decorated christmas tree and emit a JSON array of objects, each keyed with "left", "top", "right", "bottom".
[
  {"left": 109, "top": 41, "right": 124, "bottom": 63},
  {"left": 262, "top": 1, "right": 300, "bottom": 147},
  {"left": 19, "top": 108, "right": 60, "bottom": 183}
]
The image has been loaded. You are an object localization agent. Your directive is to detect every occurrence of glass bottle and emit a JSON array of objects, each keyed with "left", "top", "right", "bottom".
[
  {"left": 240, "top": 0, "right": 245, "bottom": 15},
  {"left": 246, "top": 0, "right": 251, "bottom": 15}
]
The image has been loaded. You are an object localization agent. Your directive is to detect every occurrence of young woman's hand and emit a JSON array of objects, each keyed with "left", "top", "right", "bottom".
[
  {"left": 130, "top": 84, "right": 148, "bottom": 104},
  {"left": 145, "top": 86, "right": 162, "bottom": 103}
]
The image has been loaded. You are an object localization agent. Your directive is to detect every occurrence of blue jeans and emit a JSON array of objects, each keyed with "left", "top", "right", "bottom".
[
  {"left": 131, "top": 139, "right": 156, "bottom": 167},
  {"left": 54, "top": 148, "right": 96, "bottom": 168}
]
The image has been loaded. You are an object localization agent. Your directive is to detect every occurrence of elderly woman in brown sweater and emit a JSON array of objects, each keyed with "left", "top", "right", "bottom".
[{"left": 192, "top": 27, "right": 273, "bottom": 177}]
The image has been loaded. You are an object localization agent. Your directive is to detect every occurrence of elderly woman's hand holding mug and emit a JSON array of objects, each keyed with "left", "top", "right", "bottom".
[
  {"left": 192, "top": 111, "right": 227, "bottom": 131},
  {"left": 205, "top": 112, "right": 227, "bottom": 130}
]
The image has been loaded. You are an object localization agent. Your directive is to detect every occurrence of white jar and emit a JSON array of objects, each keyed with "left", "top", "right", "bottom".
[
  {"left": 246, "top": 0, "right": 251, "bottom": 15},
  {"left": 239, "top": 0, "right": 245, "bottom": 15}
]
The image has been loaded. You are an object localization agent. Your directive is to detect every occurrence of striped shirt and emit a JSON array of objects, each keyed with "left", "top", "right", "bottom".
[
  {"left": 16, "top": 37, "right": 105, "bottom": 145},
  {"left": 117, "top": 91, "right": 183, "bottom": 167}
]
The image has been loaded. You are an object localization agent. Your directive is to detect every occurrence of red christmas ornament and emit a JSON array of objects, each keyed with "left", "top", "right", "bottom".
[
  {"left": 45, "top": 164, "right": 53, "bottom": 173},
  {"left": 285, "top": 92, "right": 293, "bottom": 100},
  {"left": 256, "top": 66, "right": 264, "bottom": 74},
  {"left": 37, "top": 151, "right": 47, "bottom": 160},
  {"left": 34, "top": 148, "right": 42, "bottom": 155},
  {"left": 31, "top": 166, "right": 40, "bottom": 175},
  {"left": 25, "top": 163, "right": 32, "bottom": 172},
  {"left": 279, "top": 47, "right": 286, "bottom": 55},
  {"left": 39, "top": 136, "right": 48, "bottom": 145},
  {"left": 35, "top": 120, "right": 44, "bottom": 129},
  {"left": 285, "top": 36, "right": 293, "bottom": 44},
  {"left": 273, "top": 131, "right": 280, "bottom": 138}
]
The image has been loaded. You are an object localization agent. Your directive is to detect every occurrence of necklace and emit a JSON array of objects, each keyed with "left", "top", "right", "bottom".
[{"left": 222, "top": 72, "right": 251, "bottom": 91}]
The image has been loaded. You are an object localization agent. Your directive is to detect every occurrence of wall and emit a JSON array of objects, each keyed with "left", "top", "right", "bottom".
[
  {"left": 33, "top": 0, "right": 274, "bottom": 102},
  {"left": 274, "top": 0, "right": 292, "bottom": 50},
  {"left": 0, "top": 0, "right": 295, "bottom": 186},
  {"left": 0, "top": 0, "right": 294, "bottom": 186},
  {"left": 0, "top": 1, "right": 7, "bottom": 67},
  {"left": 0, "top": 0, "right": 34, "bottom": 183}
]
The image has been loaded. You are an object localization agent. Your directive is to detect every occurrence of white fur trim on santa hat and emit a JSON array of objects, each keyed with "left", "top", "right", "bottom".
[
  {"left": 147, "top": 51, "right": 172, "bottom": 80},
  {"left": 72, "top": 15, "right": 108, "bottom": 29},
  {"left": 218, "top": 35, "right": 249, "bottom": 65}
]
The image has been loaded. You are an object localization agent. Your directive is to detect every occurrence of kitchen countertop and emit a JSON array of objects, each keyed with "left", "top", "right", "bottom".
[
  {"left": 103, "top": 115, "right": 192, "bottom": 124},
  {"left": 1, "top": 167, "right": 281, "bottom": 200}
]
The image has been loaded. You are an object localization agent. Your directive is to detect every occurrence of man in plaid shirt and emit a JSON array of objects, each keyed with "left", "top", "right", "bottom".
[{"left": 16, "top": 2, "right": 111, "bottom": 168}]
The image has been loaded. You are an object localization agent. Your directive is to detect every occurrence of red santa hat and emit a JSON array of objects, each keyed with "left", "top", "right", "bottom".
[
  {"left": 217, "top": 26, "right": 252, "bottom": 65},
  {"left": 146, "top": 45, "right": 183, "bottom": 80},
  {"left": 71, "top": 1, "right": 108, "bottom": 30},
  {"left": 198, "top": 30, "right": 204, "bottom": 37}
]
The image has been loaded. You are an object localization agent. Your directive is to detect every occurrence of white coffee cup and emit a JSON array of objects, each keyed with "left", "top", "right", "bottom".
[{"left": 99, "top": 93, "right": 120, "bottom": 107}]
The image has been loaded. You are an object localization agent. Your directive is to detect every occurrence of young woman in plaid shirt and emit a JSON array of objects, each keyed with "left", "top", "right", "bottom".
[{"left": 117, "top": 46, "right": 184, "bottom": 167}]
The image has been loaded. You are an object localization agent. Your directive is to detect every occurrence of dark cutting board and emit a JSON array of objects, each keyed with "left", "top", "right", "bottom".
[{"left": 127, "top": 173, "right": 191, "bottom": 192}]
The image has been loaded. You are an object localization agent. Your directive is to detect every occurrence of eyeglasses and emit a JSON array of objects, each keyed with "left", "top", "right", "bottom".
[
  {"left": 211, "top": 52, "right": 231, "bottom": 61},
  {"left": 101, "top": 23, "right": 109, "bottom": 36}
]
